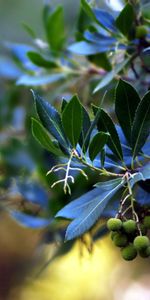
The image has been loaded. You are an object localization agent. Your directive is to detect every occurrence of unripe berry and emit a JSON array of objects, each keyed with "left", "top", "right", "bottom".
[
  {"left": 111, "top": 231, "right": 118, "bottom": 241},
  {"left": 121, "top": 244, "right": 137, "bottom": 261},
  {"left": 113, "top": 233, "right": 128, "bottom": 247},
  {"left": 143, "top": 216, "right": 150, "bottom": 229},
  {"left": 107, "top": 218, "right": 122, "bottom": 231},
  {"left": 133, "top": 235, "right": 149, "bottom": 251},
  {"left": 123, "top": 220, "right": 136, "bottom": 234},
  {"left": 139, "top": 248, "right": 150, "bottom": 258},
  {"left": 136, "top": 25, "right": 148, "bottom": 38},
  {"left": 146, "top": 246, "right": 150, "bottom": 257}
]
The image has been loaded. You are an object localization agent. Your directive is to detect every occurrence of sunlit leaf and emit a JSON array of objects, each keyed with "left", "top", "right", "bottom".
[
  {"left": 32, "top": 118, "right": 65, "bottom": 156},
  {"left": 68, "top": 41, "right": 115, "bottom": 55},
  {"left": 93, "top": 8, "right": 117, "bottom": 32},
  {"left": 44, "top": 5, "right": 65, "bottom": 53},
  {"left": 56, "top": 178, "right": 123, "bottom": 220},
  {"left": 63, "top": 179, "right": 124, "bottom": 240},
  {"left": 27, "top": 51, "right": 59, "bottom": 68}
]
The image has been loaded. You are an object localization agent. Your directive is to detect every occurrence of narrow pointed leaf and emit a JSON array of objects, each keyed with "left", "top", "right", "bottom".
[
  {"left": 27, "top": 51, "right": 58, "bottom": 69},
  {"left": 81, "top": 0, "right": 97, "bottom": 22},
  {"left": 94, "top": 57, "right": 130, "bottom": 92},
  {"left": 115, "top": 79, "right": 140, "bottom": 144},
  {"left": 93, "top": 107, "right": 124, "bottom": 161},
  {"left": 94, "top": 178, "right": 123, "bottom": 188},
  {"left": 32, "top": 91, "right": 68, "bottom": 148},
  {"left": 89, "top": 131, "right": 109, "bottom": 161},
  {"left": 10, "top": 211, "right": 52, "bottom": 228},
  {"left": 93, "top": 8, "right": 117, "bottom": 32},
  {"left": 45, "top": 5, "right": 65, "bottom": 52},
  {"left": 100, "top": 147, "right": 106, "bottom": 168},
  {"left": 17, "top": 180, "right": 48, "bottom": 208},
  {"left": 32, "top": 118, "right": 64, "bottom": 156},
  {"left": 81, "top": 94, "right": 106, "bottom": 151},
  {"left": 79, "top": 106, "right": 91, "bottom": 151},
  {"left": 62, "top": 95, "right": 82, "bottom": 148},
  {"left": 56, "top": 178, "right": 123, "bottom": 220},
  {"left": 115, "top": 3, "right": 134, "bottom": 37},
  {"left": 68, "top": 41, "right": 115, "bottom": 55},
  {"left": 17, "top": 73, "right": 65, "bottom": 86},
  {"left": 132, "top": 91, "right": 150, "bottom": 158},
  {"left": 84, "top": 31, "right": 116, "bottom": 45},
  {"left": 64, "top": 179, "right": 124, "bottom": 240}
]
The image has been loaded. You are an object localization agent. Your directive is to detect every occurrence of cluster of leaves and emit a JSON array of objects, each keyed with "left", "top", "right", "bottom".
[
  {"left": 2, "top": 0, "right": 150, "bottom": 95},
  {"left": 30, "top": 79, "right": 150, "bottom": 244},
  {"left": 0, "top": 0, "right": 150, "bottom": 262}
]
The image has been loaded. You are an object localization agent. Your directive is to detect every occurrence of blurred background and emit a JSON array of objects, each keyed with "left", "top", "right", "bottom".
[{"left": 0, "top": 1, "right": 150, "bottom": 300}]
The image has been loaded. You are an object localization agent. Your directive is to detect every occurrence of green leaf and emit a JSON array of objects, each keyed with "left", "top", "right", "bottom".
[
  {"left": 100, "top": 147, "right": 106, "bottom": 168},
  {"left": 132, "top": 91, "right": 150, "bottom": 158},
  {"left": 88, "top": 53, "right": 112, "bottom": 71},
  {"left": 61, "top": 98, "right": 68, "bottom": 113},
  {"left": 62, "top": 95, "right": 83, "bottom": 148},
  {"left": 32, "top": 91, "right": 68, "bottom": 149},
  {"left": 27, "top": 51, "right": 59, "bottom": 69},
  {"left": 92, "top": 107, "right": 124, "bottom": 161},
  {"left": 89, "top": 131, "right": 109, "bottom": 161},
  {"left": 44, "top": 5, "right": 65, "bottom": 53},
  {"left": 81, "top": 0, "right": 97, "bottom": 23},
  {"left": 63, "top": 178, "right": 124, "bottom": 240},
  {"left": 22, "top": 22, "right": 36, "bottom": 38},
  {"left": 93, "top": 57, "right": 130, "bottom": 93},
  {"left": 32, "top": 118, "right": 64, "bottom": 156},
  {"left": 115, "top": 79, "right": 140, "bottom": 144},
  {"left": 115, "top": 3, "right": 134, "bottom": 37},
  {"left": 81, "top": 93, "right": 106, "bottom": 152},
  {"left": 79, "top": 105, "right": 91, "bottom": 152}
]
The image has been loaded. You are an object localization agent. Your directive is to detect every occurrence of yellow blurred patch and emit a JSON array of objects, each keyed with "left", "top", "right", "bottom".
[{"left": 18, "top": 236, "right": 118, "bottom": 300}]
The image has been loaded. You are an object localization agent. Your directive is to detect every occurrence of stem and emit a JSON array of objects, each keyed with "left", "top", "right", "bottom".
[
  {"left": 63, "top": 151, "right": 74, "bottom": 194},
  {"left": 74, "top": 153, "right": 125, "bottom": 178}
]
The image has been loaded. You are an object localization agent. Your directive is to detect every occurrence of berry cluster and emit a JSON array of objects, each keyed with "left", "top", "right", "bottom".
[{"left": 107, "top": 217, "right": 150, "bottom": 261}]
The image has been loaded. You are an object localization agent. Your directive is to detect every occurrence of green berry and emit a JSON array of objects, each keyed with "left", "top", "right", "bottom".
[
  {"left": 107, "top": 218, "right": 122, "bottom": 231},
  {"left": 139, "top": 249, "right": 150, "bottom": 258},
  {"left": 123, "top": 220, "right": 136, "bottom": 234},
  {"left": 146, "top": 246, "right": 150, "bottom": 256},
  {"left": 133, "top": 235, "right": 150, "bottom": 251},
  {"left": 136, "top": 25, "right": 148, "bottom": 38},
  {"left": 121, "top": 244, "right": 137, "bottom": 261},
  {"left": 143, "top": 216, "right": 150, "bottom": 229},
  {"left": 113, "top": 233, "right": 128, "bottom": 247},
  {"left": 110, "top": 231, "right": 118, "bottom": 241}
]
